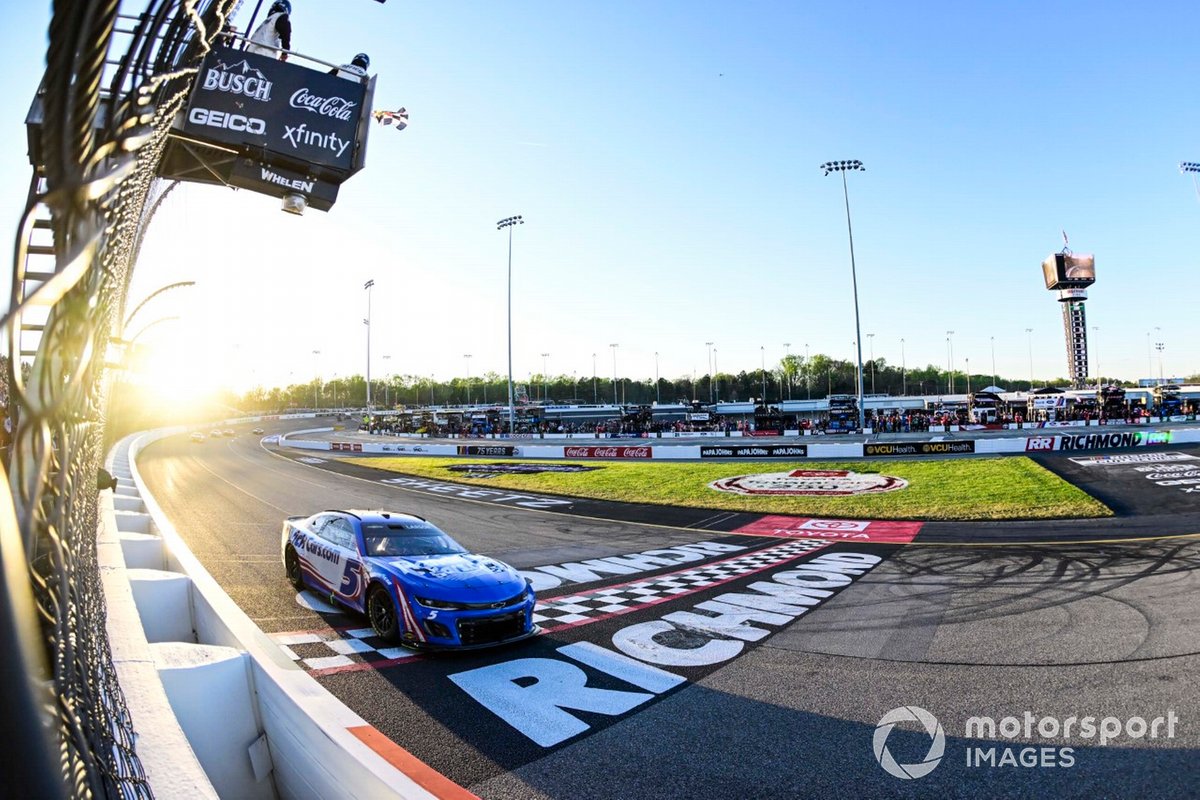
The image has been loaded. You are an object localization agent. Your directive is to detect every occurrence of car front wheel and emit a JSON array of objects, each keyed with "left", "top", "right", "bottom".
[
  {"left": 284, "top": 547, "right": 304, "bottom": 590},
  {"left": 368, "top": 585, "right": 399, "bottom": 641}
]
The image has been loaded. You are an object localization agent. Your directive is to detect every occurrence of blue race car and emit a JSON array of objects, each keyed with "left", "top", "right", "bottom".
[{"left": 281, "top": 509, "right": 536, "bottom": 648}]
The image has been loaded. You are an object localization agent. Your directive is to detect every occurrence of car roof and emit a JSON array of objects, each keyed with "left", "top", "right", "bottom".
[{"left": 319, "top": 509, "right": 428, "bottom": 524}]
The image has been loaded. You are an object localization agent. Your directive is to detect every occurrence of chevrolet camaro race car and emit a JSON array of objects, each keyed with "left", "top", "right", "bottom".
[{"left": 281, "top": 510, "right": 536, "bottom": 648}]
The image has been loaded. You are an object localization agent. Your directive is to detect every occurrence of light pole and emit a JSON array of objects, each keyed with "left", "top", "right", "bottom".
[
  {"left": 805, "top": 343, "right": 811, "bottom": 399},
  {"left": 463, "top": 354, "right": 472, "bottom": 405},
  {"left": 945, "top": 330, "right": 955, "bottom": 394},
  {"left": 541, "top": 352, "right": 549, "bottom": 402},
  {"left": 592, "top": 352, "right": 597, "bottom": 403},
  {"left": 382, "top": 355, "right": 391, "bottom": 408},
  {"left": 783, "top": 343, "right": 792, "bottom": 400},
  {"left": 654, "top": 351, "right": 661, "bottom": 404},
  {"left": 866, "top": 333, "right": 875, "bottom": 394},
  {"left": 610, "top": 343, "right": 619, "bottom": 405},
  {"left": 364, "top": 279, "right": 374, "bottom": 412},
  {"left": 1026, "top": 328, "right": 1034, "bottom": 390},
  {"left": 821, "top": 159, "right": 867, "bottom": 431},
  {"left": 1182, "top": 162, "right": 1200, "bottom": 203},
  {"left": 1156, "top": 341, "right": 1166, "bottom": 384},
  {"left": 713, "top": 347, "right": 719, "bottom": 401},
  {"left": 990, "top": 336, "right": 997, "bottom": 388},
  {"left": 312, "top": 349, "right": 321, "bottom": 409},
  {"left": 705, "top": 342, "right": 714, "bottom": 404},
  {"left": 497, "top": 215, "right": 524, "bottom": 432},
  {"left": 901, "top": 338, "right": 907, "bottom": 396},
  {"left": 965, "top": 357, "right": 971, "bottom": 396},
  {"left": 1091, "top": 327, "right": 1099, "bottom": 389},
  {"left": 760, "top": 345, "right": 767, "bottom": 403},
  {"left": 1153, "top": 327, "right": 1162, "bottom": 382}
]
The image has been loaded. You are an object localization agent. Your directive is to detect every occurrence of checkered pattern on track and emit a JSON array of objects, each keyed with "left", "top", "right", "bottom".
[
  {"left": 270, "top": 538, "right": 828, "bottom": 675},
  {"left": 531, "top": 539, "right": 828, "bottom": 631},
  {"left": 271, "top": 627, "right": 419, "bottom": 674}
]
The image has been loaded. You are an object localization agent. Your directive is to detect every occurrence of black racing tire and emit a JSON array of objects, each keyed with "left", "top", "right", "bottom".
[
  {"left": 367, "top": 584, "right": 399, "bottom": 642},
  {"left": 284, "top": 546, "right": 304, "bottom": 590}
]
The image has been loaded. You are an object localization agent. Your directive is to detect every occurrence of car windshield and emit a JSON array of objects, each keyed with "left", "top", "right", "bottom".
[{"left": 361, "top": 522, "right": 468, "bottom": 557}]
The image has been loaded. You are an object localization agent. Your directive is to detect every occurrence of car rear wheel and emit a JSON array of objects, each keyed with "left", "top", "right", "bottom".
[
  {"left": 284, "top": 547, "right": 304, "bottom": 590},
  {"left": 368, "top": 585, "right": 399, "bottom": 641}
]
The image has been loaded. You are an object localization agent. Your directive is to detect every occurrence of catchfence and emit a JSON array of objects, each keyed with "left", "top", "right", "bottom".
[{"left": 3, "top": 2, "right": 241, "bottom": 797}]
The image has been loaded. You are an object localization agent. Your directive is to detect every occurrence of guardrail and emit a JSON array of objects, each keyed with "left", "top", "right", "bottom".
[{"left": 102, "top": 419, "right": 453, "bottom": 799}]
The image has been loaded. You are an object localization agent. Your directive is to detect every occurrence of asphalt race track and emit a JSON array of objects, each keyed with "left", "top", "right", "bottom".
[{"left": 136, "top": 424, "right": 1200, "bottom": 799}]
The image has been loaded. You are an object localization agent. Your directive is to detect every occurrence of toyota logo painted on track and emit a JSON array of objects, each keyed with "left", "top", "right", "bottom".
[{"left": 710, "top": 469, "right": 908, "bottom": 496}]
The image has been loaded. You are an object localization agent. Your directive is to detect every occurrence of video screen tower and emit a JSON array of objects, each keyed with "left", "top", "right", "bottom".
[{"left": 1040, "top": 239, "right": 1096, "bottom": 389}]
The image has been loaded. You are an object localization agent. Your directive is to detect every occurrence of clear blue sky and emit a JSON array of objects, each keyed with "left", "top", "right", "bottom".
[{"left": 2, "top": 2, "right": 1198, "bottom": 398}]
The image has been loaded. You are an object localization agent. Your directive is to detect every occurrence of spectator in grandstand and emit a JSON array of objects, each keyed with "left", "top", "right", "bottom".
[
  {"left": 246, "top": 0, "right": 292, "bottom": 61},
  {"left": 329, "top": 52, "right": 369, "bottom": 80}
]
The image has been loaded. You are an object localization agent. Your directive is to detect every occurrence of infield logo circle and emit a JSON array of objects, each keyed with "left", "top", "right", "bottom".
[
  {"left": 709, "top": 469, "right": 908, "bottom": 496},
  {"left": 873, "top": 706, "right": 945, "bottom": 780}
]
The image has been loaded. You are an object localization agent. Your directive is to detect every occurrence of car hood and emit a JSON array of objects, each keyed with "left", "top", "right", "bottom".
[{"left": 376, "top": 553, "right": 526, "bottom": 599}]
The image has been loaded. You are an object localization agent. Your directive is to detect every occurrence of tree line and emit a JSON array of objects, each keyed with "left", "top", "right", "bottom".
[{"left": 231, "top": 354, "right": 1182, "bottom": 412}]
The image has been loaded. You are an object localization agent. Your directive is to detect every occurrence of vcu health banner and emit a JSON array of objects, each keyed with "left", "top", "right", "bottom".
[{"left": 864, "top": 441, "right": 976, "bottom": 457}]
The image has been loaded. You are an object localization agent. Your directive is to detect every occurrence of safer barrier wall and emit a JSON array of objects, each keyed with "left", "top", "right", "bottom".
[{"left": 103, "top": 421, "right": 448, "bottom": 799}]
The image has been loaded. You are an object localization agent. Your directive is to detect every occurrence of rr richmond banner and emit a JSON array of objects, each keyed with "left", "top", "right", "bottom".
[
  {"left": 700, "top": 444, "right": 808, "bottom": 458},
  {"left": 1024, "top": 431, "right": 1172, "bottom": 452},
  {"left": 865, "top": 441, "right": 976, "bottom": 457}
]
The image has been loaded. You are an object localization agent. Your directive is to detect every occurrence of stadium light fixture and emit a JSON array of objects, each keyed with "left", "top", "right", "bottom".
[{"left": 1182, "top": 161, "right": 1200, "bottom": 203}]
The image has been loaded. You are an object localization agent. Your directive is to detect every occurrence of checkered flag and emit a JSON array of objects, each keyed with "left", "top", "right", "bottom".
[{"left": 373, "top": 107, "right": 409, "bottom": 131}]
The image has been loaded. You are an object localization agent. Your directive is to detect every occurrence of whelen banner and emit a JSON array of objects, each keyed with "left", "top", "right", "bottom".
[
  {"left": 700, "top": 444, "right": 808, "bottom": 458},
  {"left": 183, "top": 45, "right": 366, "bottom": 172},
  {"left": 864, "top": 441, "right": 976, "bottom": 457}
]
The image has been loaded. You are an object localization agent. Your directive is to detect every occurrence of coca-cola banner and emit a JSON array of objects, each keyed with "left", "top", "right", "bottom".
[
  {"left": 562, "top": 446, "right": 653, "bottom": 459},
  {"left": 183, "top": 45, "right": 366, "bottom": 172}
]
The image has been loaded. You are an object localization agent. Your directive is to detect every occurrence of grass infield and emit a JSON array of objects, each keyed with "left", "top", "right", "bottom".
[{"left": 350, "top": 456, "right": 1111, "bottom": 521}]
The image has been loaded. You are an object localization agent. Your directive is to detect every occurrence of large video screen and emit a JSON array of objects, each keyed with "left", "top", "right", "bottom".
[{"left": 1042, "top": 253, "right": 1096, "bottom": 289}]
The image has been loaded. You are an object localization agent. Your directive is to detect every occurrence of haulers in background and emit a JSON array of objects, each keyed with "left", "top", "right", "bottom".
[
  {"left": 246, "top": 0, "right": 293, "bottom": 61},
  {"left": 330, "top": 52, "right": 370, "bottom": 81}
]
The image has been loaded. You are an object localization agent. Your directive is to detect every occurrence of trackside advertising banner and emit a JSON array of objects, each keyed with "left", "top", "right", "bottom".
[
  {"left": 864, "top": 441, "right": 976, "bottom": 457},
  {"left": 457, "top": 445, "right": 519, "bottom": 457},
  {"left": 700, "top": 444, "right": 808, "bottom": 458},
  {"left": 1024, "top": 430, "right": 1173, "bottom": 452},
  {"left": 562, "top": 446, "right": 653, "bottom": 459}
]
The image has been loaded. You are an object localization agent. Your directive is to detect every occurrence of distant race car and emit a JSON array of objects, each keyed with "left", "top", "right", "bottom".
[
  {"left": 209, "top": 430, "right": 222, "bottom": 438},
  {"left": 281, "top": 510, "right": 536, "bottom": 648},
  {"left": 251, "top": 428, "right": 265, "bottom": 435},
  {"left": 190, "top": 432, "right": 205, "bottom": 443}
]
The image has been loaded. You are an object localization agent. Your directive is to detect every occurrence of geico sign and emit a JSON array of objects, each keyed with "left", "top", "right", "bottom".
[{"left": 188, "top": 108, "right": 266, "bottom": 135}]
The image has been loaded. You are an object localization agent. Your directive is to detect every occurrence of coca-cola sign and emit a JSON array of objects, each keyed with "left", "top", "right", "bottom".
[
  {"left": 289, "top": 87, "right": 357, "bottom": 121},
  {"left": 562, "top": 446, "right": 653, "bottom": 459}
]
